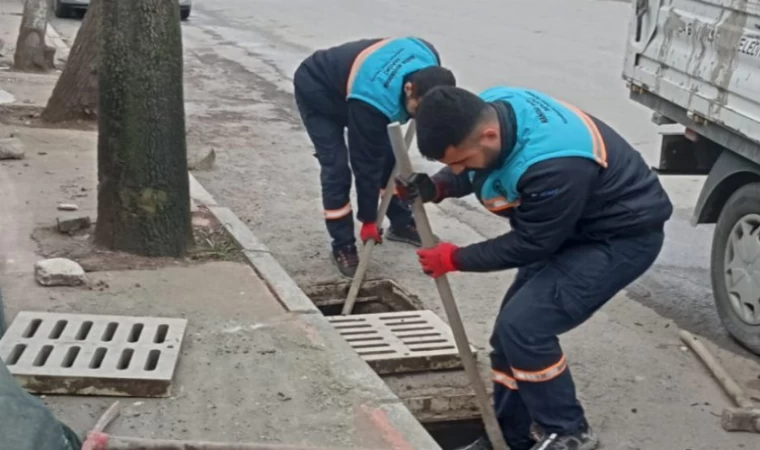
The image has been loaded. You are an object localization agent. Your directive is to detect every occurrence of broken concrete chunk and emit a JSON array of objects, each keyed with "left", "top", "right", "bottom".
[
  {"left": 34, "top": 258, "right": 86, "bottom": 287},
  {"left": 57, "top": 203, "right": 79, "bottom": 211},
  {"left": 57, "top": 215, "right": 91, "bottom": 234},
  {"left": 0, "top": 137, "right": 24, "bottom": 160},
  {"left": 188, "top": 149, "right": 216, "bottom": 171}
]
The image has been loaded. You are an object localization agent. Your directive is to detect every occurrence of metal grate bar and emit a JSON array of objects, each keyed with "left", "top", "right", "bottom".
[{"left": 327, "top": 310, "right": 477, "bottom": 375}]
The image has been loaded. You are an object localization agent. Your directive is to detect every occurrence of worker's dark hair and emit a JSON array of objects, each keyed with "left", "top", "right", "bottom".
[
  {"left": 407, "top": 67, "right": 456, "bottom": 98},
  {"left": 415, "top": 86, "right": 491, "bottom": 161}
]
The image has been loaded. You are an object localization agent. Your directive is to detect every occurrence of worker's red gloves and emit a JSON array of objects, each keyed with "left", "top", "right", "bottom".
[
  {"left": 416, "top": 242, "right": 459, "bottom": 278},
  {"left": 360, "top": 222, "right": 383, "bottom": 244}
]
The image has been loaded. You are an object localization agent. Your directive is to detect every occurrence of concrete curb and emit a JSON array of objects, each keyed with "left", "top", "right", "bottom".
[{"left": 187, "top": 172, "right": 441, "bottom": 449}]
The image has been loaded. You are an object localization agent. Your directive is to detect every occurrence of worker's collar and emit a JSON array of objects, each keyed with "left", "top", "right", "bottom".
[{"left": 491, "top": 101, "right": 517, "bottom": 166}]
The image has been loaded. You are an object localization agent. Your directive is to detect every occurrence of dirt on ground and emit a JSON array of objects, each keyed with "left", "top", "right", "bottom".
[
  {"left": 30, "top": 205, "right": 244, "bottom": 273},
  {"left": 0, "top": 104, "right": 97, "bottom": 131}
]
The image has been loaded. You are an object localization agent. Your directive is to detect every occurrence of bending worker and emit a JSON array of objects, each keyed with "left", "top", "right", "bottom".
[
  {"left": 293, "top": 37, "right": 456, "bottom": 277},
  {"left": 396, "top": 85, "right": 672, "bottom": 450}
]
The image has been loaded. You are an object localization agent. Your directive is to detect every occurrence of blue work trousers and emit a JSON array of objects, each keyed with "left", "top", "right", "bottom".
[
  {"left": 293, "top": 67, "right": 413, "bottom": 250},
  {"left": 490, "top": 230, "right": 664, "bottom": 449}
]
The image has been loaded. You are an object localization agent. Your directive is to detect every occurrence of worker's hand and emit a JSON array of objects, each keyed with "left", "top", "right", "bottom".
[
  {"left": 417, "top": 242, "right": 459, "bottom": 278},
  {"left": 360, "top": 222, "right": 383, "bottom": 244},
  {"left": 395, "top": 173, "right": 438, "bottom": 204}
]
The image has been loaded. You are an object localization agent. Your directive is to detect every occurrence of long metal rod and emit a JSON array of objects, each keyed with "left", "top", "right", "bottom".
[
  {"left": 341, "top": 121, "right": 417, "bottom": 315},
  {"left": 386, "top": 122, "right": 509, "bottom": 450}
]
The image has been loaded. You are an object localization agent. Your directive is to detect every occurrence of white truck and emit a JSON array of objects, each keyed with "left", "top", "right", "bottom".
[{"left": 623, "top": 0, "right": 760, "bottom": 354}]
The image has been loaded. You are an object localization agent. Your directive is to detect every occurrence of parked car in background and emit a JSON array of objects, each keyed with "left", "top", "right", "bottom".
[{"left": 53, "top": 0, "right": 192, "bottom": 21}]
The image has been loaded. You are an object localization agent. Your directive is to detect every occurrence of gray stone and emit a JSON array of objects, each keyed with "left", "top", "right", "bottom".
[
  {"left": 34, "top": 258, "right": 86, "bottom": 287},
  {"left": 56, "top": 203, "right": 78, "bottom": 211},
  {"left": 0, "top": 138, "right": 24, "bottom": 160},
  {"left": 56, "top": 215, "right": 91, "bottom": 234}
]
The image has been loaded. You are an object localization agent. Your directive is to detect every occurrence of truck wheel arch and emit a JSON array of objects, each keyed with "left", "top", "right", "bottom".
[{"left": 691, "top": 151, "right": 760, "bottom": 226}]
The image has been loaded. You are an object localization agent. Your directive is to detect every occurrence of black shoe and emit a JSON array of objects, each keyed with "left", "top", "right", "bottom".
[
  {"left": 386, "top": 224, "right": 422, "bottom": 247},
  {"left": 331, "top": 245, "right": 359, "bottom": 278},
  {"left": 529, "top": 425, "right": 599, "bottom": 450}
]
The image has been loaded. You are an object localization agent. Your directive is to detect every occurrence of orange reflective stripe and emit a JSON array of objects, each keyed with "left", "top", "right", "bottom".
[
  {"left": 346, "top": 39, "right": 392, "bottom": 98},
  {"left": 324, "top": 203, "right": 352, "bottom": 220},
  {"left": 560, "top": 102, "right": 608, "bottom": 168},
  {"left": 511, "top": 355, "right": 568, "bottom": 383},
  {"left": 492, "top": 369, "right": 518, "bottom": 390},
  {"left": 484, "top": 196, "right": 520, "bottom": 212}
]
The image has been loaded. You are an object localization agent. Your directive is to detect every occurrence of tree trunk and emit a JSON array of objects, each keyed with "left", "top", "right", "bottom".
[
  {"left": 41, "top": 0, "right": 100, "bottom": 123},
  {"left": 13, "top": 0, "right": 55, "bottom": 72},
  {"left": 94, "top": 0, "right": 191, "bottom": 257}
]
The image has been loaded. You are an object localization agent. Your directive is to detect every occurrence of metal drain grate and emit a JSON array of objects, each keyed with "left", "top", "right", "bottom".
[
  {"left": 0, "top": 311, "right": 187, "bottom": 397},
  {"left": 326, "top": 310, "right": 476, "bottom": 375}
]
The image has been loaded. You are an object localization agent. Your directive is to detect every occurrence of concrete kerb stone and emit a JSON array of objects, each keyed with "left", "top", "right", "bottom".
[
  {"left": 186, "top": 173, "right": 317, "bottom": 315},
  {"left": 242, "top": 249, "right": 320, "bottom": 313},
  {"left": 189, "top": 173, "right": 440, "bottom": 448}
]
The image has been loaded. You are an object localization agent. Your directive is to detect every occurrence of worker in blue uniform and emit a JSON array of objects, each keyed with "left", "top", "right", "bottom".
[
  {"left": 396, "top": 86, "right": 673, "bottom": 450},
  {"left": 293, "top": 37, "right": 456, "bottom": 277}
]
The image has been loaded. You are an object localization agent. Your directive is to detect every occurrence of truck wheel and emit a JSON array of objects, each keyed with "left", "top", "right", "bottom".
[{"left": 711, "top": 182, "right": 760, "bottom": 354}]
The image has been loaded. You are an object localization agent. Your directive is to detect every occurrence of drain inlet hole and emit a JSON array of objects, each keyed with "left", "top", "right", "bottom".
[
  {"left": 102, "top": 322, "right": 118, "bottom": 342},
  {"left": 61, "top": 346, "right": 81, "bottom": 368},
  {"left": 128, "top": 323, "right": 144, "bottom": 343},
  {"left": 117, "top": 348, "right": 134, "bottom": 370},
  {"left": 23, "top": 319, "right": 42, "bottom": 338},
  {"left": 76, "top": 321, "right": 93, "bottom": 340},
  {"left": 154, "top": 324, "right": 169, "bottom": 343},
  {"left": 7, "top": 344, "right": 27, "bottom": 365},
  {"left": 144, "top": 349, "right": 161, "bottom": 371},
  {"left": 90, "top": 347, "right": 107, "bottom": 369},
  {"left": 49, "top": 320, "right": 68, "bottom": 339},
  {"left": 33, "top": 345, "right": 53, "bottom": 367}
]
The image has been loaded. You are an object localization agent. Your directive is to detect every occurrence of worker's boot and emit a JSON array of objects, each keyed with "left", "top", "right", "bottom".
[
  {"left": 331, "top": 245, "right": 359, "bottom": 278},
  {"left": 385, "top": 224, "right": 422, "bottom": 247},
  {"left": 528, "top": 423, "right": 599, "bottom": 450}
]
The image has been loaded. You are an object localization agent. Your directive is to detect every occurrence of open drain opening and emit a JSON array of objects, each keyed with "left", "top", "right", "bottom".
[
  {"left": 424, "top": 419, "right": 485, "bottom": 450},
  {"left": 302, "top": 279, "right": 423, "bottom": 316}
]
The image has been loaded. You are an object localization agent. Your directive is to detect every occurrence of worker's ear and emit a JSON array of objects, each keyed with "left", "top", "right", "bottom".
[
  {"left": 403, "top": 81, "right": 415, "bottom": 99},
  {"left": 479, "top": 126, "right": 499, "bottom": 145}
]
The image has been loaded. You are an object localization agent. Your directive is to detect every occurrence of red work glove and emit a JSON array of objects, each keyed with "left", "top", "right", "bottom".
[
  {"left": 360, "top": 222, "right": 383, "bottom": 244},
  {"left": 416, "top": 242, "right": 459, "bottom": 278}
]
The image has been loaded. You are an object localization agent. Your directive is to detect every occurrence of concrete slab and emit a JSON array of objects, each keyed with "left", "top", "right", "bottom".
[
  {"left": 0, "top": 311, "right": 187, "bottom": 397},
  {"left": 0, "top": 118, "right": 439, "bottom": 448}
]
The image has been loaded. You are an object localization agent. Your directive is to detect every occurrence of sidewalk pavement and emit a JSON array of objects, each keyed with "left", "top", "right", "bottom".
[{"left": 0, "top": 55, "right": 440, "bottom": 450}]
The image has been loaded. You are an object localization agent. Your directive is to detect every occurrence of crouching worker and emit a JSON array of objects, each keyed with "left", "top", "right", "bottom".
[
  {"left": 293, "top": 37, "right": 456, "bottom": 277},
  {"left": 396, "top": 86, "right": 672, "bottom": 450}
]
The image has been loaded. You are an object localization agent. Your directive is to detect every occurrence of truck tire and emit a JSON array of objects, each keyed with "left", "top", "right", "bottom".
[
  {"left": 711, "top": 182, "right": 760, "bottom": 354},
  {"left": 180, "top": 7, "right": 191, "bottom": 20}
]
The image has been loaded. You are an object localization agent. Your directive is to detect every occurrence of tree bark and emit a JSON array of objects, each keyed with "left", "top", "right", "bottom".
[
  {"left": 94, "top": 0, "right": 191, "bottom": 257},
  {"left": 41, "top": 0, "right": 101, "bottom": 123},
  {"left": 13, "top": 0, "right": 55, "bottom": 72}
]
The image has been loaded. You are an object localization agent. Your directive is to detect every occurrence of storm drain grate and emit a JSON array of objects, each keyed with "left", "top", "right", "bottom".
[
  {"left": 327, "top": 310, "right": 477, "bottom": 375},
  {"left": 0, "top": 311, "right": 187, "bottom": 397}
]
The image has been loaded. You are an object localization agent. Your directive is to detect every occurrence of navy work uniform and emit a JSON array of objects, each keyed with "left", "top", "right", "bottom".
[
  {"left": 293, "top": 38, "right": 441, "bottom": 260},
  {"left": 427, "top": 87, "right": 673, "bottom": 448}
]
